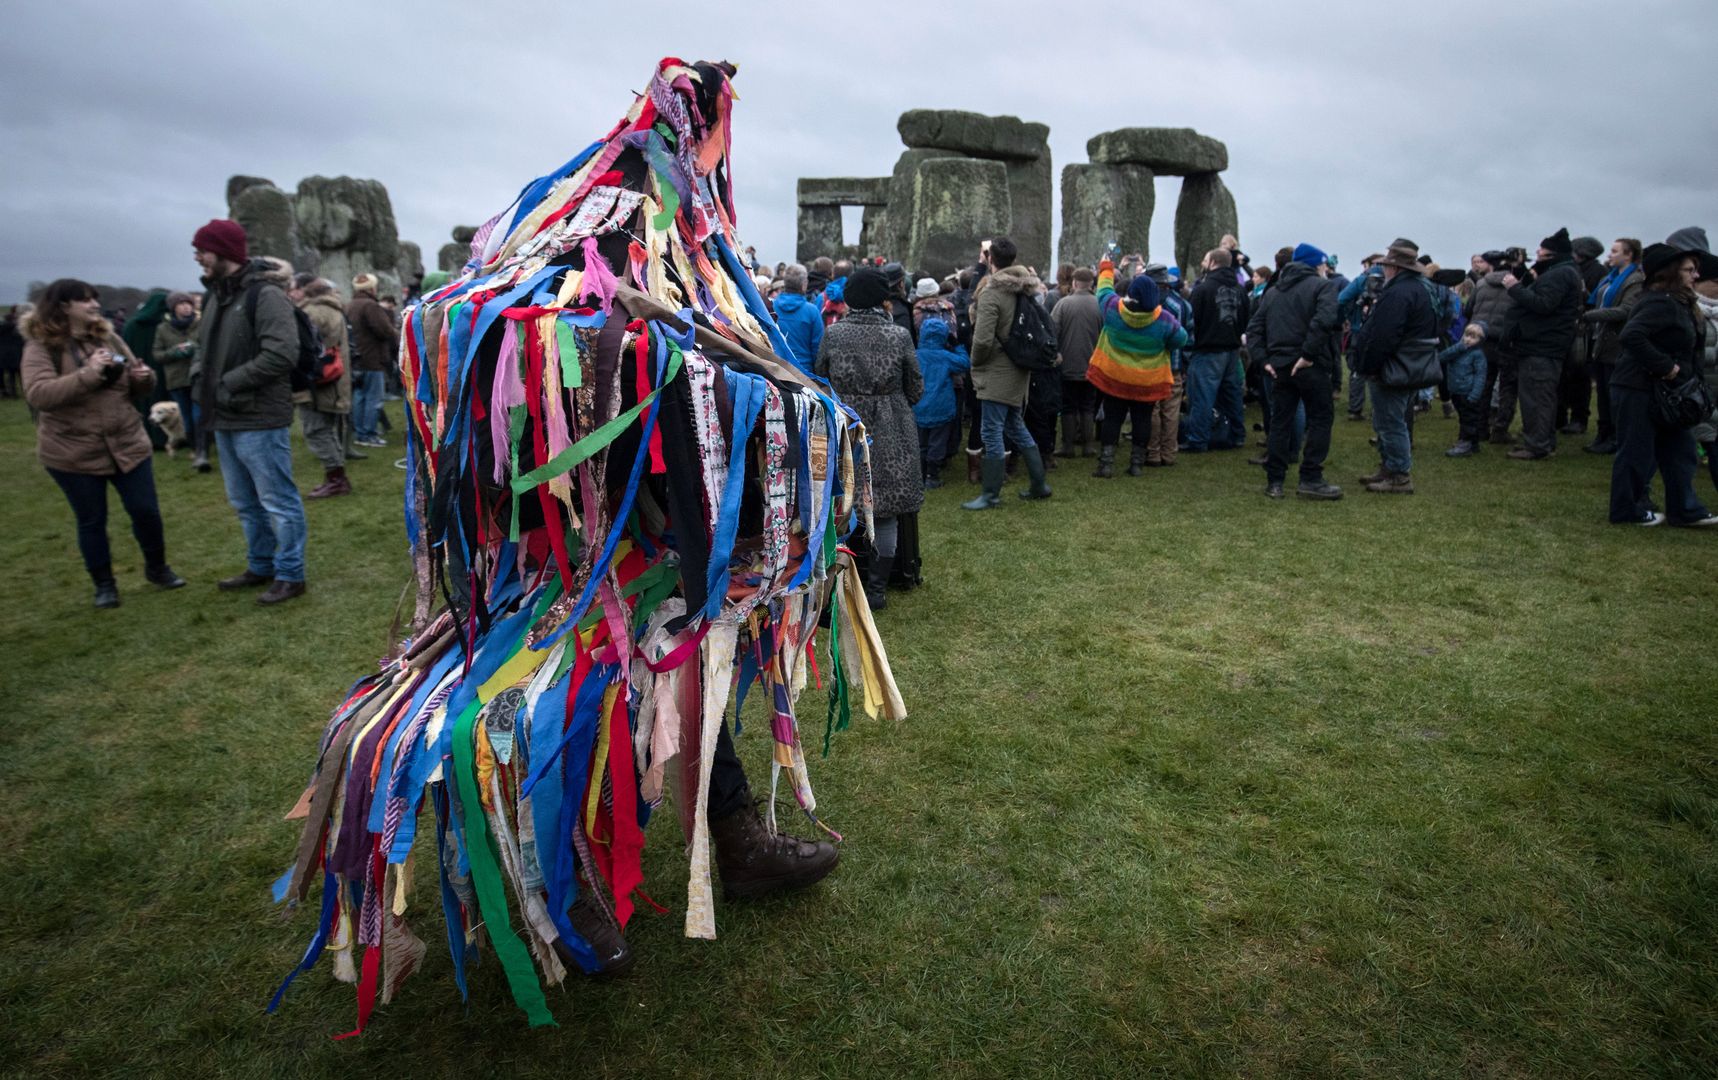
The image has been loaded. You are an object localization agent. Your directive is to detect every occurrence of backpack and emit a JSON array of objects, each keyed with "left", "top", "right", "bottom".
[
  {"left": 245, "top": 283, "right": 339, "bottom": 392},
  {"left": 1418, "top": 278, "right": 1463, "bottom": 345},
  {"left": 1002, "top": 294, "right": 1059, "bottom": 371}
]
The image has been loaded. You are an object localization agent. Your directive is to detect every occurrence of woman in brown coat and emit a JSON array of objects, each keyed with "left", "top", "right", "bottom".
[{"left": 22, "top": 279, "right": 186, "bottom": 608}]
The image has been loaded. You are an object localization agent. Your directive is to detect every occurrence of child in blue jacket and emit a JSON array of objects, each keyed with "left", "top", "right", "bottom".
[
  {"left": 913, "top": 316, "right": 969, "bottom": 487},
  {"left": 1440, "top": 321, "right": 1488, "bottom": 457}
]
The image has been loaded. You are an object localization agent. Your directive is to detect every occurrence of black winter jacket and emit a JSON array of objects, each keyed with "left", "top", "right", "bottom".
[
  {"left": 1188, "top": 268, "right": 1250, "bottom": 353},
  {"left": 1242, "top": 262, "right": 1340, "bottom": 373},
  {"left": 1613, "top": 289, "right": 1699, "bottom": 391},
  {"left": 1354, "top": 271, "right": 1437, "bottom": 377},
  {"left": 1502, "top": 256, "right": 1583, "bottom": 357}
]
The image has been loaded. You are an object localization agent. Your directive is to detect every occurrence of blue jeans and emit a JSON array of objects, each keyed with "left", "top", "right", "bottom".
[
  {"left": 1369, "top": 381, "right": 1415, "bottom": 475},
  {"left": 351, "top": 369, "right": 385, "bottom": 441},
  {"left": 979, "top": 400, "right": 1035, "bottom": 459},
  {"left": 1181, "top": 350, "right": 1245, "bottom": 450},
  {"left": 216, "top": 427, "right": 307, "bottom": 582},
  {"left": 169, "top": 386, "right": 199, "bottom": 449}
]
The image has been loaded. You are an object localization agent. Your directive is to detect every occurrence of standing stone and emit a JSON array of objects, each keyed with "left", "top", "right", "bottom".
[
  {"left": 294, "top": 176, "right": 401, "bottom": 298},
  {"left": 440, "top": 225, "right": 478, "bottom": 274},
  {"left": 228, "top": 182, "right": 302, "bottom": 267},
  {"left": 1059, "top": 163, "right": 1155, "bottom": 269},
  {"left": 796, "top": 205, "right": 844, "bottom": 263},
  {"left": 1004, "top": 152, "right": 1053, "bottom": 273},
  {"left": 1087, "top": 128, "right": 1229, "bottom": 175},
  {"left": 859, "top": 205, "right": 887, "bottom": 259},
  {"left": 906, "top": 158, "right": 1011, "bottom": 279},
  {"left": 898, "top": 109, "right": 1049, "bottom": 162},
  {"left": 1174, "top": 173, "right": 1239, "bottom": 283},
  {"left": 885, "top": 148, "right": 960, "bottom": 261},
  {"left": 225, "top": 175, "right": 276, "bottom": 205},
  {"left": 397, "top": 241, "right": 425, "bottom": 294}
]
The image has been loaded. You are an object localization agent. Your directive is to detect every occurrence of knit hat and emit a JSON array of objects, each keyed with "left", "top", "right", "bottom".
[
  {"left": 192, "top": 219, "right": 247, "bottom": 264},
  {"left": 1540, "top": 228, "right": 1573, "bottom": 256},
  {"left": 352, "top": 272, "right": 380, "bottom": 295},
  {"left": 166, "top": 290, "right": 195, "bottom": 310},
  {"left": 1572, "top": 236, "right": 1604, "bottom": 261},
  {"left": 914, "top": 277, "right": 940, "bottom": 299},
  {"left": 844, "top": 267, "right": 890, "bottom": 310},
  {"left": 1292, "top": 243, "right": 1328, "bottom": 269},
  {"left": 1126, "top": 274, "right": 1161, "bottom": 310}
]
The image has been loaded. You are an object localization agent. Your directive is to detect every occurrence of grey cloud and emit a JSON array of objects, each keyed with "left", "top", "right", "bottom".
[{"left": 3, "top": 2, "right": 1713, "bottom": 301}]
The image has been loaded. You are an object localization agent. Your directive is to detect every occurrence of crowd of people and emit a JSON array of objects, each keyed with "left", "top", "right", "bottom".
[
  {"left": 11, "top": 219, "right": 418, "bottom": 608},
  {"left": 10, "top": 216, "right": 1718, "bottom": 612},
  {"left": 742, "top": 223, "right": 1718, "bottom": 605}
]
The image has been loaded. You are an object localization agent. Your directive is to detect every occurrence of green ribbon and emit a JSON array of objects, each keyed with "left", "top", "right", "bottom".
[{"left": 510, "top": 341, "right": 683, "bottom": 495}]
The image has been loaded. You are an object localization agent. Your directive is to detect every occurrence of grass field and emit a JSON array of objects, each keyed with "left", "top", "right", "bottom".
[{"left": 2, "top": 394, "right": 1715, "bottom": 1078}]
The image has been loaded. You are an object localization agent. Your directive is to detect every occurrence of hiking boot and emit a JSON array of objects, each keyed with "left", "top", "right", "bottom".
[
  {"left": 1445, "top": 441, "right": 1478, "bottom": 457},
  {"left": 1507, "top": 447, "right": 1553, "bottom": 460},
  {"left": 710, "top": 800, "right": 839, "bottom": 900},
  {"left": 1019, "top": 446, "right": 1053, "bottom": 499},
  {"left": 307, "top": 467, "right": 352, "bottom": 499},
  {"left": 558, "top": 890, "right": 635, "bottom": 977},
  {"left": 1365, "top": 472, "right": 1415, "bottom": 494},
  {"left": 257, "top": 580, "right": 307, "bottom": 605},
  {"left": 962, "top": 456, "right": 1004, "bottom": 510},
  {"left": 1584, "top": 439, "right": 1617, "bottom": 455},
  {"left": 1126, "top": 445, "right": 1148, "bottom": 477},
  {"left": 218, "top": 569, "right": 273, "bottom": 590},
  {"left": 1092, "top": 445, "right": 1116, "bottom": 479},
  {"left": 1297, "top": 480, "right": 1344, "bottom": 500},
  {"left": 1264, "top": 481, "right": 1285, "bottom": 499},
  {"left": 1357, "top": 467, "right": 1388, "bottom": 485},
  {"left": 93, "top": 578, "right": 120, "bottom": 609},
  {"left": 145, "top": 564, "right": 187, "bottom": 589}
]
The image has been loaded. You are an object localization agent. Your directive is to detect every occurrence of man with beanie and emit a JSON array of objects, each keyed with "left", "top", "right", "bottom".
[
  {"left": 1501, "top": 228, "right": 1585, "bottom": 459},
  {"left": 1354, "top": 244, "right": 1437, "bottom": 494},
  {"left": 192, "top": 218, "right": 308, "bottom": 604},
  {"left": 1247, "top": 243, "right": 1343, "bottom": 499},
  {"left": 962, "top": 236, "right": 1052, "bottom": 509},
  {"left": 346, "top": 272, "right": 398, "bottom": 447},
  {"left": 1183, "top": 247, "right": 1250, "bottom": 453}
]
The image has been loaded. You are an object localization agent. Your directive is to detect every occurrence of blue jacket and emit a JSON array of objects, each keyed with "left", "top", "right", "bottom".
[
  {"left": 773, "top": 291, "right": 823, "bottom": 367},
  {"left": 1161, "top": 289, "right": 1194, "bottom": 373},
  {"left": 1438, "top": 342, "right": 1486, "bottom": 403},
  {"left": 912, "top": 317, "right": 970, "bottom": 427},
  {"left": 1338, "top": 265, "right": 1384, "bottom": 330}
]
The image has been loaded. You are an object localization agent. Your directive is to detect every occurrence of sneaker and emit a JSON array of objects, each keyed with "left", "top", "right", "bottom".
[
  {"left": 1670, "top": 513, "right": 1718, "bottom": 528},
  {"left": 1635, "top": 511, "right": 1665, "bottom": 527},
  {"left": 1296, "top": 480, "right": 1344, "bottom": 501},
  {"left": 355, "top": 436, "right": 388, "bottom": 448},
  {"left": 1445, "top": 441, "right": 1478, "bottom": 458},
  {"left": 1507, "top": 447, "right": 1553, "bottom": 460},
  {"left": 1264, "top": 482, "right": 1284, "bottom": 499}
]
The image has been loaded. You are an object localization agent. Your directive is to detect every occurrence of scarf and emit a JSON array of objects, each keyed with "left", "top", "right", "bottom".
[{"left": 1590, "top": 263, "right": 1636, "bottom": 309}]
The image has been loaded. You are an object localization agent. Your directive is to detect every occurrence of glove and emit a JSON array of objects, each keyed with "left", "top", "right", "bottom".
[{"left": 1514, "top": 265, "right": 1535, "bottom": 286}]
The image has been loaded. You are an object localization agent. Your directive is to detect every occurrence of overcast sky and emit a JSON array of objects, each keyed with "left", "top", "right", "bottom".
[{"left": 2, "top": 2, "right": 1713, "bottom": 302}]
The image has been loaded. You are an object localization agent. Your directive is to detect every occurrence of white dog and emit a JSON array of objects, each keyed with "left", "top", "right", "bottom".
[{"left": 148, "top": 400, "right": 186, "bottom": 456}]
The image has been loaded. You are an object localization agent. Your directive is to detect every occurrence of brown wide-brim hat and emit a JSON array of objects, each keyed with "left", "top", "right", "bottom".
[{"left": 1377, "top": 246, "right": 1423, "bottom": 273}]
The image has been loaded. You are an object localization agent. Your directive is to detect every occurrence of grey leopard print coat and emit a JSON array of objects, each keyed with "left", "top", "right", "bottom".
[{"left": 816, "top": 307, "right": 924, "bottom": 517}]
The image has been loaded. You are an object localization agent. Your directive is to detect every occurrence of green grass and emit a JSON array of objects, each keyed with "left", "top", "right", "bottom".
[{"left": 2, "top": 396, "right": 1715, "bottom": 1078}]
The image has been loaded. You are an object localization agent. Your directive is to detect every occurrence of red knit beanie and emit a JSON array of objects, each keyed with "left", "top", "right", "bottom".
[{"left": 192, "top": 219, "right": 248, "bottom": 264}]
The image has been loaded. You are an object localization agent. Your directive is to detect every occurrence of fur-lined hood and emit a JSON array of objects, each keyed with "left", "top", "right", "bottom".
[
  {"left": 20, "top": 307, "right": 113, "bottom": 349},
  {"left": 974, "top": 264, "right": 1041, "bottom": 298}
]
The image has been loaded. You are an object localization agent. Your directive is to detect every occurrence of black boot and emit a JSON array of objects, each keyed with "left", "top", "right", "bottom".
[
  {"left": 863, "top": 552, "right": 892, "bottom": 611},
  {"left": 924, "top": 461, "right": 943, "bottom": 490},
  {"left": 1019, "top": 446, "right": 1052, "bottom": 499},
  {"left": 555, "top": 888, "right": 635, "bottom": 977},
  {"left": 145, "top": 564, "right": 187, "bottom": 589},
  {"left": 1126, "top": 444, "right": 1148, "bottom": 477},
  {"left": 92, "top": 566, "right": 119, "bottom": 610},
  {"left": 710, "top": 800, "right": 840, "bottom": 900},
  {"left": 1092, "top": 444, "right": 1116, "bottom": 478}
]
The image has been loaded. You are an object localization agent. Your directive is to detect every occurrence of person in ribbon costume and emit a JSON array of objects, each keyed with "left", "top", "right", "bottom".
[{"left": 269, "top": 57, "right": 906, "bottom": 1035}]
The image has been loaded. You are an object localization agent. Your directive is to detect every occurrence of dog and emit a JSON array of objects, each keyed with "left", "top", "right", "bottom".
[{"left": 148, "top": 400, "right": 187, "bottom": 456}]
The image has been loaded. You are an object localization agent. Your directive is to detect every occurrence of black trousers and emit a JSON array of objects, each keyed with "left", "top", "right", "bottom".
[
  {"left": 1096, "top": 391, "right": 1152, "bottom": 448},
  {"left": 1024, "top": 370, "right": 1061, "bottom": 454},
  {"left": 1452, "top": 394, "right": 1486, "bottom": 445},
  {"left": 1265, "top": 366, "right": 1333, "bottom": 484},
  {"left": 1489, "top": 347, "right": 1520, "bottom": 435},
  {"left": 709, "top": 718, "right": 751, "bottom": 820},
  {"left": 1588, "top": 361, "right": 1615, "bottom": 441},
  {"left": 47, "top": 458, "right": 166, "bottom": 581},
  {"left": 1558, "top": 348, "right": 1591, "bottom": 428}
]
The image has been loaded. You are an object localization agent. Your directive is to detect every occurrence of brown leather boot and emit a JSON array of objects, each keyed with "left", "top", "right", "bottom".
[
  {"left": 554, "top": 889, "right": 634, "bottom": 977},
  {"left": 710, "top": 801, "right": 839, "bottom": 900},
  {"left": 965, "top": 450, "right": 981, "bottom": 484},
  {"left": 307, "top": 467, "right": 352, "bottom": 499}
]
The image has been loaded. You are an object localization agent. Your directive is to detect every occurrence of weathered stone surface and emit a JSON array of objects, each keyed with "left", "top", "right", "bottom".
[
  {"left": 898, "top": 109, "right": 1049, "bottom": 161},
  {"left": 796, "top": 205, "right": 844, "bottom": 263},
  {"left": 228, "top": 182, "right": 302, "bottom": 267},
  {"left": 907, "top": 158, "right": 1011, "bottom": 279},
  {"left": 1004, "top": 153, "right": 1053, "bottom": 273},
  {"left": 859, "top": 205, "right": 887, "bottom": 259},
  {"left": 1088, "top": 127, "right": 1228, "bottom": 175},
  {"left": 295, "top": 176, "right": 400, "bottom": 296},
  {"left": 226, "top": 175, "right": 275, "bottom": 205},
  {"left": 1174, "top": 173, "right": 1239, "bottom": 282},
  {"left": 1058, "top": 163, "right": 1155, "bottom": 269},
  {"left": 884, "top": 149, "right": 960, "bottom": 260},
  {"left": 797, "top": 177, "right": 891, "bottom": 208},
  {"left": 451, "top": 224, "right": 478, "bottom": 244},
  {"left": 438, "top": 242, "right": 469, "bottom": 273},
  {"left": 397, "top": 241, "right": 425, "bottom": 291}
]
